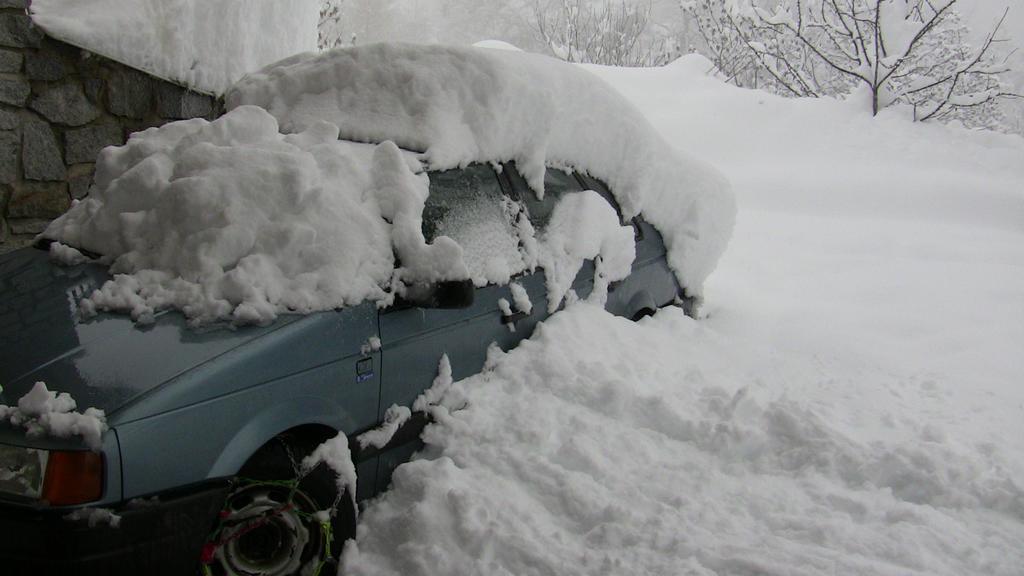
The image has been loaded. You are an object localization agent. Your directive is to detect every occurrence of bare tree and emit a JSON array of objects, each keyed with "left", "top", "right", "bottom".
[
  {"left": 683, "top": 0, "right": 1021, "bottom": 128},
  {"left": 683, "top": 0, "right": 760, "bottom": 86},
  {"left": 534, "top": 0, "right": 679, "bottom": 67}
]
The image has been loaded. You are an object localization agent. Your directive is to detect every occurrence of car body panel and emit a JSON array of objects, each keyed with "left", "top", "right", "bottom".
[
  {"left": 0, "top": 247, "right": 299, "bottom": 417},
  {"left": 113, "top": 305, "right": 380, "bottom": 498}
]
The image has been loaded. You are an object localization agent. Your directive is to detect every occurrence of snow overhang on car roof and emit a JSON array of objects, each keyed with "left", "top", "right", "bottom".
[{"left": 228, "top": 43, "right": 736, "bottom": 298}]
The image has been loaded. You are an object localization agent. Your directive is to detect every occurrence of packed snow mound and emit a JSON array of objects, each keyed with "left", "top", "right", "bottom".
[
  {"left": 228, "top": 43, "right": 735, "bottom": 297},
  {"left": 303, "top": 431, "right": 358, "bottom": 510},
  {"left": 538, "top": 191, "right": 636, "bottom": 312},
  {"left": 41, "top": 106, "right": 469, "bottom": 325},
  {"left": 344, "top": 305, "right": 1024, "bottom": 576},
  {"left": 0, "top": 382, "right": 107, "bottom": 450},
  {"left": 29, "top": 0, "right": 317, "bottom": 95},
  {"left": 39, "top": 105, "right": 632, "bottom": 325}
]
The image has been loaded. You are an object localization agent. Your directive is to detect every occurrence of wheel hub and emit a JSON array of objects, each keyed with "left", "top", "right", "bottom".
[{"left": 209, "top": 484, "right": 322, "bottom": 576}]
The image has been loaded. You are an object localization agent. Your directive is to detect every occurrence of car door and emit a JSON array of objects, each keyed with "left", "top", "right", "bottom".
[{"left": 374, "top": 163, "right": 544, "bottom": 490}]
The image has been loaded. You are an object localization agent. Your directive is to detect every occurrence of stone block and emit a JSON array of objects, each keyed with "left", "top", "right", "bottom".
[
  {"left": 108, "top": 66, "right": 153, "bottom": 119},
  {"left": 0, "top": 49, "right": 21, "bottom": 73},
  {"left": 0, "top": 76, "right": 29, "bottom": 106},
  {"left": 22, "top": 120, "right": 66, "bottom": 181},
  {"left": 68, "top": 164, "right": 94, "bottom": 199},
  {"left": 65, "top": 123, "right": 122, "bottom": 164},
  {"left": 156, "top": 82, "right": 213, "bottom": 119},
  {"left": 29, "top": 83, "right": 100, "bottom": 126},
  {"left": 8, "top": 218, "right": 50, "bottom": 235},
  {"left": 0, "top": 234, "right": 35, "bottom": 253},
  {"left": 7, "top": 181, "right": 69, "bottom": 219},
  {"left": 0, "top": 130, "right": 16, "bottom": 183},
  {"left": 25, "top": 49, "right": 67, "bottom": 81},
  {"left": 0, "top": 14, "right": 42, "bottom": 49},
  {"left": 0, "top": 107, "right": 18, "bottom": 129},
  {"left": 83, "top": 77, "right": 104, "bottom": 104}
]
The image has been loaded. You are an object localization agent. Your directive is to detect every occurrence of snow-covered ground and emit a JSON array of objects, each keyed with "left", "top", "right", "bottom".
[{"left": 343, "top": 56, "right": 1024, "bottom": 575}]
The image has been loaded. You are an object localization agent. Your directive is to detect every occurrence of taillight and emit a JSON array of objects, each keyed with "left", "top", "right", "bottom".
[{"left": 41, "top": 450, "right": 104, "bottom": 506}]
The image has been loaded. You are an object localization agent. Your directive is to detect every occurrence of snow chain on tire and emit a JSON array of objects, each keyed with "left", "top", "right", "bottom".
[{"left": 199, "top": 477, "right": 334, "bottom": 576}]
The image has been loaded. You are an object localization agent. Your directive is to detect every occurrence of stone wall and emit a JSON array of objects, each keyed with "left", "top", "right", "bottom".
[{"left": 1, "top": 1, "right": 221, "bottom": 253}]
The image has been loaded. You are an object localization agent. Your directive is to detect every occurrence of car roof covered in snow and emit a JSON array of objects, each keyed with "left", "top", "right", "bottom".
[
  {"left": 40, "top": 43, "right": 734, "bottom": 326},
  {"left": 228, "top": 42, "right": 736, "bottom": 298}
]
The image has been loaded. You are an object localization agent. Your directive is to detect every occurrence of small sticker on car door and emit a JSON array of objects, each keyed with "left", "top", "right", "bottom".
[{"left": 356, "top": 357, "right": 375, "bottom": 382}]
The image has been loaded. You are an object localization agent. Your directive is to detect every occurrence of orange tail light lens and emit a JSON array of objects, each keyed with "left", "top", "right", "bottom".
[{"left": 41, "top": 451, "right": 104, "bottom": 506}]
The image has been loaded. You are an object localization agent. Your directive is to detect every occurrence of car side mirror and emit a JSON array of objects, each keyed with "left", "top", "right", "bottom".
[{"left": 400, "top": 279, "right": 475, "bottom": 309}]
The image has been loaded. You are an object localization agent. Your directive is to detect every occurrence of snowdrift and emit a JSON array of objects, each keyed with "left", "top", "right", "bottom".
[{"left": 341, "top": 54, "right": 1024, "bottom": 575}]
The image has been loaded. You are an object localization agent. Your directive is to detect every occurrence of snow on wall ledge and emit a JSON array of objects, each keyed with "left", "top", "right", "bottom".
[
  {"left": 29, "top": 0, "right": 318, "bottom": 96},
  {"left": 228, "top": 43, "right": 736, "bottom": 298}
]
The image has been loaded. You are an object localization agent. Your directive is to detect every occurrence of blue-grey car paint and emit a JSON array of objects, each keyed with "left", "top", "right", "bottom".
[{"left": 0, "top": 164, "right": 680, "bottom": 510}]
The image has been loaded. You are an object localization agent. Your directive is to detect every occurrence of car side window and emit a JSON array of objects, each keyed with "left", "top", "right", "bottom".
[
  {"left": 576, "top": 173, "right": 643, "bottom": 241},
  {"left": 424, "top": 164, "right": 526, "bottom": 284},
  {"left": 520, "top": 168, "right": 584, "bottom": 231},
  {"left": 511, "top": 166, "right": 641, "bottom": 241}
]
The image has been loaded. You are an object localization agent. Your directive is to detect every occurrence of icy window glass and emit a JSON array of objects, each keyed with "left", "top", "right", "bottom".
[
  {"left": 424, "top": 165, "right": 527, "bottom": 285},
  {"left": 524, "top": 169, "right": 584, "bottom": 231}
]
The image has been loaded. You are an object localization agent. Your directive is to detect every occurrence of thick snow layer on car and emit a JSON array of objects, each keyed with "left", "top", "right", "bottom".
[
  {"left": 0, "top": 382, "right": 107, "bottom": 450},
  {"left": 357, "top": 406, "right": 412, "bottom": 451},
  {"left": 227, "top": 43, "right": 736, "bottom": 298},
  {"left": 537, "top": 191, "right": 635, "bottom": 312},
  {"left": 40, "top": 103, "right": 638, "bottom": 325},
  {"left": 39, "top": 45, "right": 685, "bottom": 325},
  {"left": 413, "top": 355, "right": 455, "bottom": 414},
  {"left": 303, "top": 431, "right": 358, "bottom": 510},
  {"left": 40, "top": 106, "right": 476, "bottom": 325},
  {"left": 29, "top": 0, "right": 317, "bottom": 95}
]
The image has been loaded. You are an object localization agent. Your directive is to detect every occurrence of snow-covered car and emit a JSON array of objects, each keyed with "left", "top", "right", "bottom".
[{"left": 0, "top": 44, "right": 734, "bottom": 575}]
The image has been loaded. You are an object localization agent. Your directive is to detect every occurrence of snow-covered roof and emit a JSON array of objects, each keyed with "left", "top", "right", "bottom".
[
  {"left": 42, "top": 44, "right": 734, "bottom": 326},
  {"left": 28, "top": 0, "right": 318, "bottom": 96}
]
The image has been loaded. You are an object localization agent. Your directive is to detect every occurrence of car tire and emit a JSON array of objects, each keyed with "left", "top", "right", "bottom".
[{"left": 200, "top": 433, "right": 356, "bottom": 576}]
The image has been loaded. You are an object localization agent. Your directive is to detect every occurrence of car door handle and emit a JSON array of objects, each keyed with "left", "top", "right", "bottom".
[{"left": 501, "top": 311, "right": 530, "bottom": 325}]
